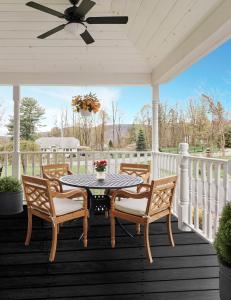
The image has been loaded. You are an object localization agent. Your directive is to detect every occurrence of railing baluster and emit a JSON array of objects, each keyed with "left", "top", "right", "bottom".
[
  {"left": 201, "top": 160, "right": 207, "bottom": 235},
  {"left": 54, "top": 153, "right": 58, "bottom": 164},
  {"left": 194, "top": 159, "right": 199, "bottom": 230},
  {"left": 214, "top": 163, "right": 221, "bottom": 236},
  {"left": 77, "top": 152, "right": 80, "bottom": 174},
  {"left": 24, "top": 153, "right": 28, "bottom": 175},
  {"left": 207, "top": 161, "right": 213, "bottom": 241},
  {"left": 32, "top": 153, "right": 35, "bottom": 176},
  {"left": 188, "top": 159, "right": 193, "bottom": 226},
  {"left": 47, "top": 153, "right": 50, "bottom": 165},
  {"left": 115, "top": 152, "right": 118, "bottom": 173},
  {"left": 70, "top": 153, "right": 73, "bottom": 170}
]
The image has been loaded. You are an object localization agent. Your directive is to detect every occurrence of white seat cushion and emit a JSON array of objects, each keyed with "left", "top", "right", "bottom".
[
  {"left": 53, "top": 197, "right": 84, "bottom": 216},
  {"left": 115, "top": 198, "right": 147, "bottom": 216},
  {"left": 122, "top": 186, "right": 137, "bottom": 193},
  {"left": 62, "top": 184, "right": 77, "bottom": 191}
]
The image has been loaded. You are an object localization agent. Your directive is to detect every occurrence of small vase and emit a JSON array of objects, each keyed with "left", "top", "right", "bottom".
[
  {"left": 96, "top": 171, "right": 106, "bottom": 180},
  {"left": 80, "top": 109, "right": 91, "bottom": 117}
]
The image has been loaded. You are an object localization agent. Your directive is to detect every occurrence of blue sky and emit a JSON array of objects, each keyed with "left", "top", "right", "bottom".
[{"left": 0, "top": 38, "right": 230, "bottom": 135}]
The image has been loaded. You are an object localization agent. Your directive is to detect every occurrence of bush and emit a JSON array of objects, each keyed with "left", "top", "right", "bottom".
[
  {"left": 0, "top": 177, "right": 22, "bottom": 193},
  {"left": 214, "top": 203, "right": 231, "bottom": 266}
]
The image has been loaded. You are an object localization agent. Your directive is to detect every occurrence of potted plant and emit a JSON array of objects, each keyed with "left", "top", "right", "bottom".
[
  {"left": 214, "top": 202, "right": 231, "bottom": 300},
  {"left": 0, "top": 176, "right": 23, "bottom": 215},
  {"left": 94, "top": 160, "right": 107, "bottom": 180},
  {"left": 71, "top": 92, "right": 101, "bottom": 117}
]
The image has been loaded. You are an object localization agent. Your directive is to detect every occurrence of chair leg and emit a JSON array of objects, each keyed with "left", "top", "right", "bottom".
[
  {"left": 144, "top": 223, "right": 153, "bottom": 263},
  {"left": 49, "top": 223, "right": 58, "bottom": 262},
  {"left": 136, "top": 223, "right": 141, "bottom": 235},
  {"left": 83, "top": 214, "right": 88, "bottom": 248},
  {"left": 167, "top": 213, "right": 175, "bottom": 247},
  {"left": 110, "top": 213, "right": 116, "bottom": 248},
  {"left": 25, "top": 210, "right": 32, "bottom": 246}
]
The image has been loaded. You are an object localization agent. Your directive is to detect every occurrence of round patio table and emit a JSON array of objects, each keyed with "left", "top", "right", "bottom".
[{"left": 60, "top": 173, "right": 143, "bottom": 237}]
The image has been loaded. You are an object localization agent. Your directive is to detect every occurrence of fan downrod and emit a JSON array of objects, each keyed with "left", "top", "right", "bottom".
[{"left": 69, "top": 0, "right": 80, "bottom": 5}]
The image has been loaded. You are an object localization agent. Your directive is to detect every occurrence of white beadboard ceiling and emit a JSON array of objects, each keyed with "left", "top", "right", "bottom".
[{"left": 0, "top": 0, "right": 230, "bottom": 85}]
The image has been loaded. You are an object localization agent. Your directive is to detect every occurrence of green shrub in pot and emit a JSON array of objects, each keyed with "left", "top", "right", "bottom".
[
  {"left": 214, "top": 203, "right": 231, "bottom": 300},
  {"left": 0, "top": 176, "right": 23, "bottom": 215}
]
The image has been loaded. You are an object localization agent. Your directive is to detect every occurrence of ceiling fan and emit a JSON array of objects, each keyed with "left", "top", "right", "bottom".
[{"left": 26, "top": 0, "right": 128, "bottom": 44}]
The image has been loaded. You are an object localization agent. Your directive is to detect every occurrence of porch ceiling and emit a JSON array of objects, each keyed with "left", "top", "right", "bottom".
[{"left": 0, "top": 0, "right": 230, "bottom": 85}]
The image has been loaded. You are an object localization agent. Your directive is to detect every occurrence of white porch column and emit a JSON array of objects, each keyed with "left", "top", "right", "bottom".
[
  {"left": 151, "top": 84, "right": 159, "bottom": 179},
  {"left": 12, "top": 86, "right": 21, "bottom": 179},
  {"left": 178, "top": 143, "right": 191, "bottom": 231}
]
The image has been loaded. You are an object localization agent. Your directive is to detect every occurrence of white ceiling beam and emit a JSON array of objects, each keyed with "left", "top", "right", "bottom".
[
  {"left": 0, "top": 72, "right": 151, "bottom": 86},
  {"left": 151, "top": 0, "right": 231, "bottom": 84}
]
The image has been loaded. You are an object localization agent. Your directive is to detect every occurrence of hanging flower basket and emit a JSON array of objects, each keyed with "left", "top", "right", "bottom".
[{"left": 71, "top": 92, "right": 101, "bottom": 117}]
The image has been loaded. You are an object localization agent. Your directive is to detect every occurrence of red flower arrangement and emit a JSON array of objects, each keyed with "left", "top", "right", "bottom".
[{"left": 94, "top": 160, "right": 107, "bottom": 172}]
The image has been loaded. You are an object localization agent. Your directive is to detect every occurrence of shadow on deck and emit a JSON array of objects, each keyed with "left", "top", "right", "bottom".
[{"left": 0, "top": 207, "right": 219, "bottom": 300}]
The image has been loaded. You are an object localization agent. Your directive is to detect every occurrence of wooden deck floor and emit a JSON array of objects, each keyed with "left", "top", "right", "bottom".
[{"left": 0, "top": 207, "right": 219, "bottom": 300}]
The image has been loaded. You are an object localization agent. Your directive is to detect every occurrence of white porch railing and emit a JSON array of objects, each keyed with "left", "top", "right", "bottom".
[
  {"left": 1, "top": 147, "right": 230, "bottom": 243},
  {"left": 154, "top": 146, "right": 231, "bottom": 242},
  {"left": 0, "top": 151, "right": 152, "bottom": 177}
]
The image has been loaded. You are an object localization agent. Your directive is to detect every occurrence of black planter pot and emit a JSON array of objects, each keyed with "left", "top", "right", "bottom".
[
  {"left": 0, "top": 191, "right": 23, "bottom": 215},
  {"left": 220, "top": 263, "right": 231, "bottom": 300}
]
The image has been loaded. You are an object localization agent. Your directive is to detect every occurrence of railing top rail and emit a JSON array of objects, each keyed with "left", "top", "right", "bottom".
[
  {"left": 12, "top": 150, "right": 152, "bottom": 154},
  {"left": 155, "top": 152, "right": 180, "bottom": 157},
  {"left": 187, "top": 155, "right": 229, "bottom": 163},
  {"left": 0, "top": 151, "right": 13, "bottom": 154}
]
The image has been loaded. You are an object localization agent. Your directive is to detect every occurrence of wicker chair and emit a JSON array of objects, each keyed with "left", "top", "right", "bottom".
[
  {"left": 110, "top": 175, "right": 177, "bottom": 263},
  {"left": 42, "top": 163, "right": 78, "bottom": 193},
  {"left": 22, "top": 175, "right": 88, "bottom": 262}
]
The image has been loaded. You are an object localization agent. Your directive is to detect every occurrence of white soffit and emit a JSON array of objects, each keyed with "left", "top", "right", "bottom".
[{"left": 0, "top": 0, "right": 230, "bottom": 85}]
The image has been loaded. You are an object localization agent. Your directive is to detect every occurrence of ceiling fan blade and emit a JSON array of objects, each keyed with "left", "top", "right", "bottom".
[
  {"left": 77, "top": 0, "right": 96, "bottom": 17},
  {"left": 86, "top": 16, "right": 128, "bottom": 24},
  {"left": 80, "top": 29, "right": 95, "bottom": 44},
  {"left": 37, "top": 24, "right": 66, "bottom": 39},
  {"left": 26, "top": 1, "right": 65, "bottom": 18}
]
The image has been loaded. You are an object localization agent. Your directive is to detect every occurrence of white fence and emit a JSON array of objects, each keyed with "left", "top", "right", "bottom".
[
  {"left": 0, "top": 151, "right": 152, "bottom": 177},
  {"left": 154, "top": 147, "right": 231, "bottom": 242}
]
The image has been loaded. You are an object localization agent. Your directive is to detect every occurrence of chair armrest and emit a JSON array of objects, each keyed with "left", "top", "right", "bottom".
[
  {"left": 111, "top": 189, "right": 150, "bottom": 201},
  {"left": 51, "top": 188, "right": 86, "bottom": 199},
  {"left": 137, "top": 183, "right": 151, "bottom": 193}
]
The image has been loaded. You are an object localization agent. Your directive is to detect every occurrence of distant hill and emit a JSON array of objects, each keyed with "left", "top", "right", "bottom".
[
  {"left": 103, "top": 124, "right": 133, "bottom": 144},
  {"left": 39, "top": 124, "right": 134, "bottom": 145}
]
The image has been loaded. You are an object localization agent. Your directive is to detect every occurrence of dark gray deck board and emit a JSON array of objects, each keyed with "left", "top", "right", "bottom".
[{"left": 0, "top": 208, "right": 219, "bottom": 300}]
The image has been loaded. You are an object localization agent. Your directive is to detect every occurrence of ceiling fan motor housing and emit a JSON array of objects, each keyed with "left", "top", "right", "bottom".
[{"left": 64, "top": 6, "right": 83, "bottom": 22}]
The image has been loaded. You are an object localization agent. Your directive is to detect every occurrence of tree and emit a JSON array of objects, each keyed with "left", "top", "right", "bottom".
[
  {"left": 136, "top": 129, "right": 147, "bottom": 151},
  {"left": 225, "top": 127, "right": 231, "bottom": 147},
  {"left": 7, "top": 97, "right": 45, "bottom": 140},
  {"left": 202, "top": 94, "right": 226, "bottom": 156},
  {"left": 108, "top": 139, "right": 113, "bottom": 149}
]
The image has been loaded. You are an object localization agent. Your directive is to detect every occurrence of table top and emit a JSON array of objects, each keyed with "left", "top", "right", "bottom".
[{"left": 60, "top": 173, "right": 143, "bottom": 190}]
